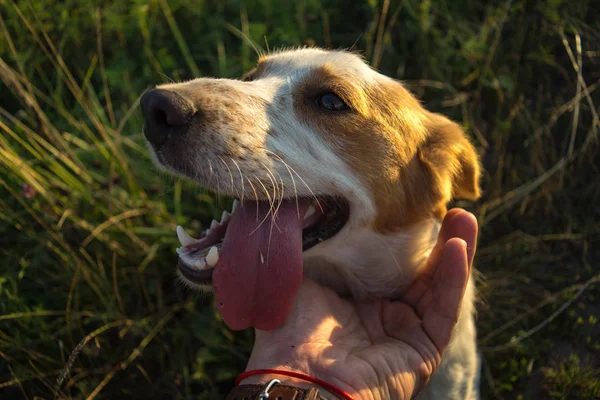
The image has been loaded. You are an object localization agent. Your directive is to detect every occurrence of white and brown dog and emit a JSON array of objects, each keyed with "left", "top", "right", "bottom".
[{"left": 142, "top": 48, "right": 481, "bottom": 399}]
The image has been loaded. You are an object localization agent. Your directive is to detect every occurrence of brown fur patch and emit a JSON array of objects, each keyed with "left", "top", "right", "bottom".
[{"left": 292, "top": 67, "right": 481, "bottom": 232}]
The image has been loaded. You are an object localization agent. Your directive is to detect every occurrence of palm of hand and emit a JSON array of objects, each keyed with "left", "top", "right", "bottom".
[{"left": 246, "top": 209, "right": 477, "bottom": 400}]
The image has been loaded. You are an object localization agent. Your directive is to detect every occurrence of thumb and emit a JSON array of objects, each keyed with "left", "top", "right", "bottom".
[{"left": 421, "top": 237, "right": 470, "bottom": 353}]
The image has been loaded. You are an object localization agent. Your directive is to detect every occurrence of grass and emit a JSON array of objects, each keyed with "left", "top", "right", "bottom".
[
  {"left": 541, "top": 354, "right": 600, "bottom": 399},
  {"left": 0, "top": 0, "right": 599, "bottom": 398}
]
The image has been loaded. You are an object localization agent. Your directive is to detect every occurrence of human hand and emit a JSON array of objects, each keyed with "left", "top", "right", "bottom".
[{"left": 241, "top": 209, "right": 478, "bottom": 399}]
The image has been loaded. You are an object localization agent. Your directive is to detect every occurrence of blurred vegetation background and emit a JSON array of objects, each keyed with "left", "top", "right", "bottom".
[{"left": 0, "top": 0, "right": 599, "bottom": 398}]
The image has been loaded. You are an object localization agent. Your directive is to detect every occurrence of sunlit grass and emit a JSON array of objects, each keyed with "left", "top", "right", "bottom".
[{"left": 1, "top": 0, "right": 599, "bottom": 398}]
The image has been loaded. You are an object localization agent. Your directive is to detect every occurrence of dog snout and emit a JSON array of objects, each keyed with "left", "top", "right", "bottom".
[{"left": 141, "top": 89, "right": 195, "bottom": 147}]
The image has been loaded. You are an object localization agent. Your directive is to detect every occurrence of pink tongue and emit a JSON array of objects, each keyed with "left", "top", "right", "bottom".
[{"left": 212, "top": 200, "right": 309, "bottom": 330}]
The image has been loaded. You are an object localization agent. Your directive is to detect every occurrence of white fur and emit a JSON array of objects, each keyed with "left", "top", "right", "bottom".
[{"left": 304, "top": 219, "right": 441, "bottom": 299}]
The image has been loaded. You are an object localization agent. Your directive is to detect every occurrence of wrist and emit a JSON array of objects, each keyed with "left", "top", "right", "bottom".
[
  {"left": 245, "top": 350, "right": 413, "bottom": 400},
  {"left": 238, "top": 368, "right": 339, "bottom": 399}
]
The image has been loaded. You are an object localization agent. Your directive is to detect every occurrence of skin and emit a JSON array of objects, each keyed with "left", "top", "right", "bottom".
[{"left": 239, "top": 209, "right": 478, "bottom": 399}]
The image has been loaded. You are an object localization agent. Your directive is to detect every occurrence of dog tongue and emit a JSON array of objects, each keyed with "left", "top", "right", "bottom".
[{"left": 212, "top": 200, "right": 308, "bottom": 330}]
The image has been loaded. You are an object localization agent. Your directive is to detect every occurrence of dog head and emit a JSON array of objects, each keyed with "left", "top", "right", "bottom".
[{"left": 142, "top": 48, "right": 480, "bottom": 330}]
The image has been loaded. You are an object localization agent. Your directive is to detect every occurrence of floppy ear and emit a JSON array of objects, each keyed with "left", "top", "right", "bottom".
[{"left": 418, "top": 113, "right": 481, "bottom": 202}]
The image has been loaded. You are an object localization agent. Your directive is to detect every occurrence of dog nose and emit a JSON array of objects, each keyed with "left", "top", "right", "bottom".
[{"left": 141, "top": 89, "right": 195, "bottom": 146}]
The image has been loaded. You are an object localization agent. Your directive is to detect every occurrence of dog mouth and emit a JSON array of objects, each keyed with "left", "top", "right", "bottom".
[
  {"left": 176, "top": 196, "right": 349, "bottom": 286},
  {"left": 174, "top": 196, "right": 350, "bottom": 330}
]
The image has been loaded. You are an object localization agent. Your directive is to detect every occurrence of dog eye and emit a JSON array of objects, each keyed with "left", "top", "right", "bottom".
[{"left": 316, "top": 93, "right": 350, "bottom": 111}]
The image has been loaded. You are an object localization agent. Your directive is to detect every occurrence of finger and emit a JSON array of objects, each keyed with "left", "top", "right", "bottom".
[
  {"left": 456, "top": 211, "right": 478, "bottom": 269},
  {"left": 402, "top": 210, "right": 477, "bottom": 306},
  {"left": 421, "top": 209, "right": 464, "bottom": 277},
  {"left": 421, "top": 237, "right": 470, "bottom": 353},
  {"left": 424, "top": 209, "right": 478, "bottom": 278}
]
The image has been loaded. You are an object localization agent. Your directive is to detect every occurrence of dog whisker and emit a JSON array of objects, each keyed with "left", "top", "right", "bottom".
[
  {"left": 218, "top": 156, "right": 235, "bottom": 196},
  {"left": 248, "top": 175, "right": 277, "bottom": 236},
  {"left": 266, "top": 150, "right": 322, "bottom": 214},
  {"left": 229, "top": 157, "right": 246, "bottom": 203},
  {"left": 256, "top": 163, "right": 277, "bottom": 219},
  {"left": 207, "top": 159, "right": 214, "bottom": 186},
  {"left": 245, "top": 175, "right": 259, "bottom": 203},
  {"left": 259, "top": 161, "right": 283, "bottom": 217},
  {"left": 264, "top": 150, "right": 301, "bottom": 217}
]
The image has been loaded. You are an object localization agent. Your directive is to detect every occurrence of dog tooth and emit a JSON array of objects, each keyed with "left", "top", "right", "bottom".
[
  {"left": 176, "top": 225, "right": 196, "bottom": 246},
  {"left": 232, "top": 199, "right": 240, "bottom": 213},
  {"left": 304, "top": 205, "right": 316, "bottom": 219},
  {"left": 206, "top": 246, "right": 219, "bottom": 266},
  {"left": 210, "top": 219, "right": 219, "bottom": 230},
  {"left": 193, "top": 257, "right": 207, "bottom": 270},
  {"left": 221, "top": 210, "right": 230, "bottom": 222},
  {"left": 175, "top": 247, "right": 183, "bottom": 255}
]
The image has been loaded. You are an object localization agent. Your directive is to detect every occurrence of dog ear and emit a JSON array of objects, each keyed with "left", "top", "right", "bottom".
[{"left": 418, "top": 113, "right": 481, "bottom": 202}]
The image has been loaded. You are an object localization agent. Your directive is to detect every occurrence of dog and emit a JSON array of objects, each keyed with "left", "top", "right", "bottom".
[{"left": 141, "top": 48, "right": 481, "bottom": 399}]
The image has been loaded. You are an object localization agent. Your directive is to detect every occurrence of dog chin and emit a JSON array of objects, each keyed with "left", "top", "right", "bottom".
[{"left": 302, "top": 218, "right": 441, "bottom": 299}]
